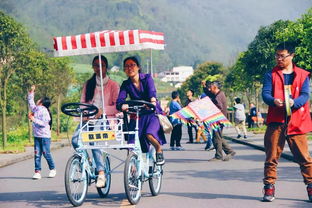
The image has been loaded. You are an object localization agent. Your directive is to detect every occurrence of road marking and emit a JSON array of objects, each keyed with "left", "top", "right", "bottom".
[{"left": 120, "top": 199, "right": 135, "bottom": 208}]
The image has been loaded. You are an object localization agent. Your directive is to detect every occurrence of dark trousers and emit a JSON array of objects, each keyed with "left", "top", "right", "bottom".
[
  {"left": 170, "top": 124, "right": 182, "bottom": 147},
  {"left": 212, "top": 128, "right": 234, "bottom": 159},
  {"left": 187, "top": 123, "right": 197, "bottom": 143},
  {"left": 263, "top": 123, "right": 312, "bottom": 185}
]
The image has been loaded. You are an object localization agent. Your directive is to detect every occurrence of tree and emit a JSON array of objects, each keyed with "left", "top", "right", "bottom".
[
  {"left": 275, "top": 8, "right": 312, "bottom": 70},
  {"left": 0, "top": 11, "right": 32, "bottom": 148},
  {"left": 226, "top": 20, "right": 291, "bottom": 111},
  {"left": 178, "top": 61, "right": 225, "bottom": 102},
  {"left": 12, "top": 49, "right": 49, "bottom": 142},
  {"left": 41, "top": 57, "right": 74, "bottom": 135}
]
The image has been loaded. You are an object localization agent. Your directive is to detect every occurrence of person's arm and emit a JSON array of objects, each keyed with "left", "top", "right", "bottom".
[
  {"left": 104, "top": 81, "right": 120, "bottom": 116},
  {"left": 28, "top": 92, "right": 37, "bottom": 112},
  {"left": 27, "top": 85, "right": 37, "bottom": 112},
  {"left": 262, "top": 72, "right": 275, "bottom": 106},
  {"left": 80, "top": 83, "right": 87, "bottom": 103},
  {"left": 293, "top": 77, "right": 310, "bottom": 109},
  {"left": 116, "top": 81, "right": 128, "bottom": 111},
  {"left": 146, "top": 74, "right": 157, "bottom": 105}
]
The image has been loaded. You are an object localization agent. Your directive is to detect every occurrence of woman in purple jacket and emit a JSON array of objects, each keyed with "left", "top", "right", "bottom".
[{"left": 116, "top": 56, "right": 166, "bottom": 165}]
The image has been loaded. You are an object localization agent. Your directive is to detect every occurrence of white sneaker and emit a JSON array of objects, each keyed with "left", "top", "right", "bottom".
[
  {"left": 32, "top": 172, "right": 41, "bottom": 180},
  {"left": 96, "top": 174, "right": 106, "bottom": 188},
  {"left": 48, "top": 169, "right": 56, "bottom": 178}
]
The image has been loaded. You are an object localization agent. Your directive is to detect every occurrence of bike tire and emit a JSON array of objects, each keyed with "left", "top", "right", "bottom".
[
  {"left": 124, "top": 152, "right": 142, "bottom": 205},
  {"left": 96, "top": 154, "right": 111, "bottom": 197},
  {"left": 64, "top": 154, "right": 88, "bottom": 207},
  {"left": 148, "top": 163, "right": 163, "bottom": 196}
]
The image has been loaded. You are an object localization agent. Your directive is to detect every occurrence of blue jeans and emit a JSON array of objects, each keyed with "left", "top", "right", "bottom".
[
  {"left": 72, "top": 124, "right": 105, "bottom": 171},
  {"left": 34, "top": 137, "right": 55, "bottom": 171},
  {"left": 205, "top": 131, "right": 213, "bottom": 149}
]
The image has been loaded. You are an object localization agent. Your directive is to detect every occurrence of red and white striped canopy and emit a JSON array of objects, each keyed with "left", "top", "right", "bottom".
[{"left": 53, "top": 30, "right": 165, "bottom": 57}]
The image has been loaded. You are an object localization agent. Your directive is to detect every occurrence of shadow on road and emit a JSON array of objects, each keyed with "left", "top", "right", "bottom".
[
  {"left": 161, "top": 191, "right": 310, "bottom": 206},
  {"left": 166, "top": 166, "right": 303, "bottom": 184},
  {"left": 0, "top": 191, "right": 126, "bottom": 208}
]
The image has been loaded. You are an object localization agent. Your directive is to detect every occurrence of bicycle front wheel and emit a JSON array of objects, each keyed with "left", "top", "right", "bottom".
[
  {"left": 65, "top": 154, "right": 88, "bottom": 207},
  {"left": 149, "top": 163, "right": 163, "bottom": 196},
  {"left": 97, "top": 153, "right": 111, "bottom": 197},
  {"left": 124, "top": 152, "right": 142, "bottom": 205}
]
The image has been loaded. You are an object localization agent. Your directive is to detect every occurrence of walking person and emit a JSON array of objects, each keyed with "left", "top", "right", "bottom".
[
  {"left": 201, "top": 80, "right": 214, "bottom": 151},
  {"left": 206, "top": 81, "right": 236, "bottom": 161},
  {"left": 185, "top": 90, "right": 196, "bottom": 144},
  {"left": 169, "top": 91, "right": 183, "bottom": 150},
  {"left": 28, "top": 85, "right": 56, "bottom": 179},
  {"left": 247, "top": 103, "right": 257, "bottom": 128},
  {"left": 261, "top": 42, "right": 312, "bottom": 202},
  {"left": 233, "top": 97, "right": 247, "bottom": 139}
]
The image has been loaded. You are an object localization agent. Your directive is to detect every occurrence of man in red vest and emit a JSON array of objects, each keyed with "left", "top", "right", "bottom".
[{"left": 262, "top": 41, "right": 312, "bottom": 202}]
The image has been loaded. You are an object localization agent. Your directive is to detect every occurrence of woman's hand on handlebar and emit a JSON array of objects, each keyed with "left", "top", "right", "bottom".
[
  {"left": 121, "top": 104, "right": 129, "bottom": 112},
  {"left": 94, "top": 108, "right": 103, "bottom": 119}
]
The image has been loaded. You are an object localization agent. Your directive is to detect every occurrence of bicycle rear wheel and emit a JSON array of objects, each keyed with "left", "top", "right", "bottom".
[
  {"left": 96, "top": 153, "right": 111, "bottom": 197},
  {"left": 148, "top": 163, "right": 163, "bottom": 196},
  {"left": 124, "top": 152, "right": 142, "bottom": 205},
  {"left": 65, "top": 154, "right": 88, "bottom": 207}
]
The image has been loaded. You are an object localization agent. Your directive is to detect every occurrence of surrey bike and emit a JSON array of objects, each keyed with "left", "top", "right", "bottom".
[
  {"left": 121, "top": 100, "right": 163, "bottom": 205},
  {"left": 61, "top": 101, "right": 163, "bottom": 206}
]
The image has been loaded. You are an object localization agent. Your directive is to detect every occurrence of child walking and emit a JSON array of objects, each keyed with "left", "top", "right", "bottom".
[{"left": 28, "top": 85, "right": 56, "bottom": 180}]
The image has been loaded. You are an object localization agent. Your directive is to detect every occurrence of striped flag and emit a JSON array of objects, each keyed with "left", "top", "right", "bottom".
[
  {"left": 171, "top": 97, "right": 231, "bottom": 131},
  {"left": 53, "top": 30, "right": 165, "bottom": 57}
]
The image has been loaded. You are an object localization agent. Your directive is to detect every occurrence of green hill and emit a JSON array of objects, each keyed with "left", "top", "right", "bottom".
[{"left": 0, "top": 0, "right": 311, "bottom": 67}]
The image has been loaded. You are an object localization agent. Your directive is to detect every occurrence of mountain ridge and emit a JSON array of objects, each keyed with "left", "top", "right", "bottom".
[{"left": 0, "top": 0, "right": 310, "bottom": 68}]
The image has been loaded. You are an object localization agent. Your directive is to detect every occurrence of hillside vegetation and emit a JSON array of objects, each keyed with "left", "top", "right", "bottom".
[{"left": 0, "top": 0, "right": 310, "bottom": 68}]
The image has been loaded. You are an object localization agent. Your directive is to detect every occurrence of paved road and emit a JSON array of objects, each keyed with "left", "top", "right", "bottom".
[{"left": 0, "top": 127, "right": 311, "bottom": 208}]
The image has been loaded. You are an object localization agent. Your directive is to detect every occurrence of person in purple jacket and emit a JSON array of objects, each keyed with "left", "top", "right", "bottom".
[
  {"left": 28, "top": 85, "right": 56, "bottom": 180},
  {"left": 116, "top": 56, "right": 166, "bottom": 165}
]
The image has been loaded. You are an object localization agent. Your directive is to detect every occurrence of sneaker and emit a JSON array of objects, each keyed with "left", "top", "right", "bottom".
[
  {"left": 244, "top": 135, "right": 247, "bottom": 139},
  {"left": 176, "top": 146, "right": 185, "bottom": 151},
  {"left": 223, "top": 151, "right": 236, "bottom": 161},
  {"left": 48, "top": 169, "right": 56, "bottom": 178},
  {"left": 307, "top": 184, "right": 312, "bottom": 202},
  {"left": 207, "top": 147, "right": 215, "bottom": 151},
  {"left": 236, "top": 134, "right": 241, "bottom": 139},
  {"left": 96, "top": 174, "right": 106, "bottom": 188},
  {"left": 263, "top": 184, "right": 275, "bottom": 202},
  {"left": 208, "top": 157, "right": 222, "bottom": 162},
  {"left": 156, "top": 152, "right": 165, "bottom": 165},
  {"left": 32, "top": 172, "right": 41, "bottom": 180},
  {"left": 186, "top": 141, "right": 193, "bottom": 144},
  {"left": 169, "top": 146, "right": 175, "bottom": 151}
]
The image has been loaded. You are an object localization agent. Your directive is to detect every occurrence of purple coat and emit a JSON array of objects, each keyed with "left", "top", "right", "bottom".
[{"left": 116, "top": 73, "right": 166, "bottom": 152}]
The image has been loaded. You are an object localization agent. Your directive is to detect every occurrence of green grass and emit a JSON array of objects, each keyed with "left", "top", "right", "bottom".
[
  {"left": 248, "top": 125, "right": 267, "bottom": 134},
  {"left": 70, "top": 63, "right": 92, "bottom": 73}
]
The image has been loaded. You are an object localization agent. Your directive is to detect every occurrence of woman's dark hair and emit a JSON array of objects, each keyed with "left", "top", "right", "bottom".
[
  {"left": 41, "top": 97, "right": 52, "bottom": 129},
  {"left": 92, "top": 55, "right": 108, "bottom": 68},
  {"left": 171, "top": 91, "right": 179, "bottom": 99},
  {"left": 86, "top": 55, "right": 108, "bottom": 102},
  {"left": 123, "top": 56, "right": 141, "bottom": 73},
  {"left": 235, "top": 97, "right": 241, "bottom": 104},
  {"left": 188, "top": 89, "right": 194, "bottom": 96}
]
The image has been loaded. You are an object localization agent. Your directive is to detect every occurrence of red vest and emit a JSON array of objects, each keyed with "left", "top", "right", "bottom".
[{"left": 266, "top": 65, "right": 312, "bottom": 135}]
